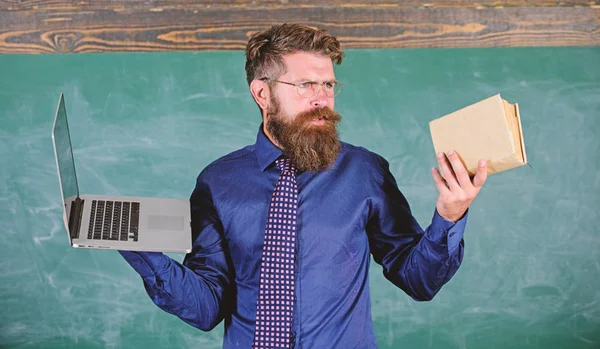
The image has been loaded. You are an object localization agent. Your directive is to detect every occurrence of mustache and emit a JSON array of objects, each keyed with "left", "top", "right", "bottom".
[{"left": 294, "top": 107, "right": 342, "bottom": 125}]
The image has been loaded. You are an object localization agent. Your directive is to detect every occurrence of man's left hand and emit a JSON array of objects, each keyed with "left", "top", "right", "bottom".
[{"left": 431, "top": 150, "right": 487, "bottom": 222}]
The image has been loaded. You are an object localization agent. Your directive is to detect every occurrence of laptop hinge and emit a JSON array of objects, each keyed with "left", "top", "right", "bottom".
[{"left": 68, "top": 197, "right": 84, "bottom": 239}]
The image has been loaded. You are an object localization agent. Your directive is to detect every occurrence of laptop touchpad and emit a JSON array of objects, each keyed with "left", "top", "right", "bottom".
[{"left": 148, "top": 215, "right": 184, "bottom": 231}]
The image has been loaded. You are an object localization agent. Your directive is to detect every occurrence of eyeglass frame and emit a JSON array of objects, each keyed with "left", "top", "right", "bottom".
[{"left": 259, "top": 77, "right": 343, "bottom": 98}]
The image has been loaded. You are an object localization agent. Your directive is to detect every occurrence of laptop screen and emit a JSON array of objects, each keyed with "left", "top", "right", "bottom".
[{"left": 52, "top": 94, "right": 80, "bottom": 204}]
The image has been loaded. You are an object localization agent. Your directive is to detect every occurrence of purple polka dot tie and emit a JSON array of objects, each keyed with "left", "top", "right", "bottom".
[{"left": 252, "top": 158, "right": 298, "bottom": 349}]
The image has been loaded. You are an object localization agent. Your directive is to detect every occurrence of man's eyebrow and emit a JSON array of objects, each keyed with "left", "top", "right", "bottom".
[{"left": 296, "top": 78, "right": 337, "bottom": 82}]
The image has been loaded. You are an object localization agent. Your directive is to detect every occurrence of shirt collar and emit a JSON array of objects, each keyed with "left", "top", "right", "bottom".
[{"left": 255, "top": 123, "right": 283, "bottom": 172}]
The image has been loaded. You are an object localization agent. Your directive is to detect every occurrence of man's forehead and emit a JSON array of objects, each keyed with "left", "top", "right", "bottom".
[{"left": 281, "top": 52, "right": 335, "bottom": 79}]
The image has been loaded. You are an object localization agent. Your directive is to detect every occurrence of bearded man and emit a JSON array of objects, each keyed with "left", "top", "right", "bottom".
[{"left": 120, "top": 23, "right": 488, "bottom": 349}]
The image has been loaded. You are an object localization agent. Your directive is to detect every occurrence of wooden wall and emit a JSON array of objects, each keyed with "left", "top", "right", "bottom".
[{"left": 1, "top": 1, "right": 599, "bottom": 53}]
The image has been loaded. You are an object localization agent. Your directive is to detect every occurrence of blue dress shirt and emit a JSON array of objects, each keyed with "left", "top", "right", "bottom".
[{"left": 120, "top": 125, "right": 467, "bottom": 349}]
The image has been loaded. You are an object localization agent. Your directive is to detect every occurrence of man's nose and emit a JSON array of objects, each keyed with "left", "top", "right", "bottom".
[{"left": 310, "top": 87, "right": 329, "bottom": 108}]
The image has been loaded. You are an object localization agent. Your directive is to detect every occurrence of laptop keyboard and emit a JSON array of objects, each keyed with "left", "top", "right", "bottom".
[{"left": 88, "top": 200, "right": 140, "bottom": 242}]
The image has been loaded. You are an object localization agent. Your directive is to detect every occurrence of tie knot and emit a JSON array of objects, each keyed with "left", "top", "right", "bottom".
[{"left": 276, "top": 158, "right": 297, "bottom": 175}]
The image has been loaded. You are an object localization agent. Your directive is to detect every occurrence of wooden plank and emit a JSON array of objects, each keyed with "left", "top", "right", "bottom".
[
  {"left": 2, "top": 1, "right": 599, "bottom": 11},
  {"left": 0, "top": 5, "right": 598, "bottom": 53}
]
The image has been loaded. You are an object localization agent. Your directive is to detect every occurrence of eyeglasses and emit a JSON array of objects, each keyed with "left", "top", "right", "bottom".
[{"left": 260, "top": 78, "right": 342, "bottom": 98}]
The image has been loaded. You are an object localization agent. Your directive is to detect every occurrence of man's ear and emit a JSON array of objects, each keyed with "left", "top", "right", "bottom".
[{"left": 250, "top": 79, "right": 271, "bottom": 113}]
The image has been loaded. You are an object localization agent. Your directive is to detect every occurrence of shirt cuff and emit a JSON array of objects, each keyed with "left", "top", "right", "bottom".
[
  {"left": 119, "top": 250, "right": 169, "bottom": 278},
  {"left": 427, "top": 209, "right": 468, "bottom": 252}
]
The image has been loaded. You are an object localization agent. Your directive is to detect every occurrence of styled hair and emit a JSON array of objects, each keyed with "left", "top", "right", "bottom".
[{"left": 245, "top": 23, "right": 344, "bottom": 85}]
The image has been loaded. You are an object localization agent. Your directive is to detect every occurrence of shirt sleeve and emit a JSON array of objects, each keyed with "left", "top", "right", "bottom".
[
  {"left": 366, "top": 156, "right": 467, "bottom": 301},
  {"left": 119, "top": 172, "right": 233, "bottom": 331}
]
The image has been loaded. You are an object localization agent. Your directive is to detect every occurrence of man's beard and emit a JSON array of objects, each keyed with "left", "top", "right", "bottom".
[{"left": 265, "top": 97, "right": 342, "bottom": 172}]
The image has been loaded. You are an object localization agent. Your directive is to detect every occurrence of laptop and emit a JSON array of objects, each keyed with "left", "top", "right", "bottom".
[{"left": 52, "top": 93, "right": 192, "bottom": 253}]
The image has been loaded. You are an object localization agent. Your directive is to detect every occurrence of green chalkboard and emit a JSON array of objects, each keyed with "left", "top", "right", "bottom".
[{"left": 1, "top": 47, "right": 599, "bottom": 349}]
